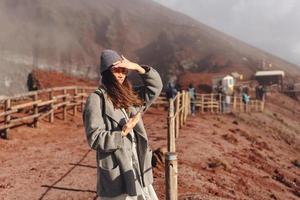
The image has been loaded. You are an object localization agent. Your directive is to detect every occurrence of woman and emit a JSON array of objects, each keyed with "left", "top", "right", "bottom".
[{"left": 83, "top": 49, "right": 162, "bottom": 200}]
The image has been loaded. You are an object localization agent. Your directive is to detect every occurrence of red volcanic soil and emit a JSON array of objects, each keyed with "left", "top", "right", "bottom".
[
  {"left": 0, "top": 92, "right": 300, "bottom": 200},
  {"left": 31, "top": 69, "right": 98, "bottom": 89}
]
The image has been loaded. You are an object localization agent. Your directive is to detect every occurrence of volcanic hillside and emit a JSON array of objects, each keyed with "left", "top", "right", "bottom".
[{"left": 1, "top": 0, "right": 300, "bottom": 95}]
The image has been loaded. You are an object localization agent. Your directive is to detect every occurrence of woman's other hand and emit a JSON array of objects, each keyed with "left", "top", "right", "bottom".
[{"left": 121, "top": 112, "right": 141, "bottom": 136}]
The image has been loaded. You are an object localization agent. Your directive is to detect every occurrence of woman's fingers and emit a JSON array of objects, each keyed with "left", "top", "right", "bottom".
[
  {"left": 112, "top": 60, "right": 121, "bottom": 66},
  {"left": 111, "top": 55, "right": 141, "bottom": 72},
  {"left": 132, "top": 112, "right": 141, "bottom": 124},
  {"left": 122, "top": 113, "right": 141, "bottom": 136},
  {"left": 113, "top": 60, "right": 130, "bottom": 69},
  {"left": 121, "top": 55, "right": 129, "bottom": 62}
]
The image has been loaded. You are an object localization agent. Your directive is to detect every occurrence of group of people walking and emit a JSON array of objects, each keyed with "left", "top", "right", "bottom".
[{"left": 166, "top": 82, "right": 197, "bottom": 116}]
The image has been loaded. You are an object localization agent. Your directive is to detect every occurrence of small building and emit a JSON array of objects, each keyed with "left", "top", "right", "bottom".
[
  {"left": 255, "top": 70, "right": 285, "bottom": 90},
  {"left": 230, "top": 72, "right": 243, "bottom": 81},
  {"left": 212, "top": 75, "right": 235, "bottom": 95}
]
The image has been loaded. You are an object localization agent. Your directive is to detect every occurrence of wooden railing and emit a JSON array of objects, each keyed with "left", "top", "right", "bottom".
[
  {"left": 196, "top": 93, "right": 265, "bottom": 113},
  {"left": 0, "top": 89, "right": 265, "bottom": 139},
  {"left": 0, "top": 86, "right": 95, "bottom": 139},
  {"left": 166, "top": 91, "right": 191, "bottom": 200}
]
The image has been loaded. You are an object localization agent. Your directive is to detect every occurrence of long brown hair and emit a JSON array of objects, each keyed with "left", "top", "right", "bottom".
[{"left": 101, "top": 70, "right": 143, "bottom": 109}]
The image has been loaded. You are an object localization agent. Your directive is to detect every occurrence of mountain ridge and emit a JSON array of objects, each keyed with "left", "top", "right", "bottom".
[{"left": 0, "top": 0, "right": 300, "bottom": 95}]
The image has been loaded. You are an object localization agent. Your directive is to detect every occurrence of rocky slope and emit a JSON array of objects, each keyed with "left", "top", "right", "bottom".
[{"left": 1, "top": 0, "right": 300, "bottom": 95}]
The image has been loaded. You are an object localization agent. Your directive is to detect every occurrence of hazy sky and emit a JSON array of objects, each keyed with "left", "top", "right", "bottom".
[{"left": 153, "top": 0, "right": 300, "bottom": 66}]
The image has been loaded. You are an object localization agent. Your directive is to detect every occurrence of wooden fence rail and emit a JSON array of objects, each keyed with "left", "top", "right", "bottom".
[
  {"left": 0, "top": 86, "right": 95, "bottom": 139},
  {"left": 0, "top": 89, "right": 264, "bottom": 139}
]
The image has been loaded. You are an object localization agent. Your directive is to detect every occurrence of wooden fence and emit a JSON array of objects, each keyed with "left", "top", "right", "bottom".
[
  {"left": 0, "top": 86, "right": 95, "bottom": 139},
  {"left": 0, "top": 88, "right": 264, "bottom": 139},
  {"left": 196, "top": 93, "right": 265, "bottom": 113},
  {"left": 166, "top": 91, "right": 191, "bottom": 200}
]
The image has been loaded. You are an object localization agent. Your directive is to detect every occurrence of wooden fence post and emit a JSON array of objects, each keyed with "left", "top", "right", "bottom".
[
  {"left": 184, "top": 92, "right": 189, "bottom": 123},
  {"left": 33, "top": 93, "right": 39, "bottom": 128},
  {"left": 219, "top": 94, "right": 222, "bottom": 113},
  {"left": 2, "top": 99, "right": 11, "bottom": 139},
  {"left": 81, "top": 88, "right": 85, "bottom": 112},
  {"left": 63, "top": 89, "right": 67, "bottom": 120},
  {"left": 168, "top": 98, "right": 175, "bottom": 152},
  {"left": 240, "top": 96, "right": 243, "bottom": 112},
  {"left": 201, "top": 94, "right": 204, "bottom": 113},
  {"left": 211, "top": 93, "right": 213, "bottom": 113},
  {"left": 233, "top": 95, "right": 237, "bottom": 113},
  {"left": 175, "top": 92, "right": 180, "bottom": 138},
  {"left": 180, "top": 92, "right": 185, "bottom": 128},
  {"left": 255, "top": 100, "right": 257, "bottom": 112},
  {"left": 261, "top": 100, "right": 265, "bottom": 112},
  {"left": 49, "top": 91, "right": 54, "bottom": 123},
  {"left": 165, "top": 152, "right": 178, "bottom": 200},
  {"left": 73, "top": 87, "right": 78, "bottom": 116}
]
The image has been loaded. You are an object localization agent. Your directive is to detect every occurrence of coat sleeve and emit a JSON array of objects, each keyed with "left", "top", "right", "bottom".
[
  {"left": 137, "top": 66, "right": 163, "bottom": 112},
  {"left": 83, "top": 93, "right": 123, "bottom": 152}
]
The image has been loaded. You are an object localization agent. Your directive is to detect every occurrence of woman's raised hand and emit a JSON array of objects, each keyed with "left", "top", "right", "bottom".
[{"left": 113, "top": 56, "right": 145, "bottom": 74}]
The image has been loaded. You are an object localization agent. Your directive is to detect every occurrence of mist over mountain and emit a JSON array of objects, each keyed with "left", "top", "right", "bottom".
[{"left": 1, "top": 0, "right": 300, "bottom": 95}]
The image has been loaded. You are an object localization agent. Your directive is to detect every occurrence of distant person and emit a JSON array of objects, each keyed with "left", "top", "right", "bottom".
[
  {"left": 255, "top": 85, "right": 260, "bottom": 100},
  {"left": 216, "top": 84, "right": 225, "bottom": 113},
  {"left": 188, "top": 83, "right": 196, "bottom": 116},
  {"left": 242, "top": 87, "right": 250, "bottom": 112},
  {"left": 175, "top": 83, "right": 182, "bottom": 92},
  {"left": 261, "top": 85, "right": 267, "bottom": 101},
  {"left": 166, "top": 82, "right": 177, "bottom": 100},
  {"left": 254, "top": 85, "right": 266, "bottom": 101},
  {"left": 27, "top": 72, "right": 38, "bottom": 91},
  {"left": 224, "top": 94, "right": 231, "bottom": 113},
  {"left": 83, "top": 49, "right": 162, "bottom": 200}
]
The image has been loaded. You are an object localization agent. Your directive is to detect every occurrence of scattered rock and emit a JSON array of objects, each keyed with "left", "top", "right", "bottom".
[
  {"left": 207, "top": 157, "right": 230, "bottom": 171},
  {"left": 292, "top": 160, "right": 300, "bottom": 168},
  {"left": 232, "top": 120, "right": 239, "bottom": 125},
  {"left": 270, "top": 194, "right": 277, "bottom": 200},
  {"left": 213, "top": 123, "right": 221, "bottom": 128},
  {"left": 0, "top": 183, "right": 13, "bottom": 189},
  {"left": 30, "top": 167, "right": 37, "bottom": 171},
  {"left": 212, "top": 130, "right": 218, "bottom": 135},
  {"left": 272, "top": 169, "right": 300, "bottom": 197},
  {"left": 228, "top": 128, "right": 236, "bottom": 133},
  {"left": 222, "top": 134, "right": 238, "bottom": 144}
]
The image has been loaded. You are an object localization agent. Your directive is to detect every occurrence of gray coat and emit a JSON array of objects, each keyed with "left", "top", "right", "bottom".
[{"left": 83, "top": 67, "right": 162, "bottom": 197}]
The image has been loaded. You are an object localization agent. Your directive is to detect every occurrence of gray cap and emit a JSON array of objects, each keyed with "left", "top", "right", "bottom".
[{"left": 100, "top": 49, "right": 122, "bottom": 74}]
